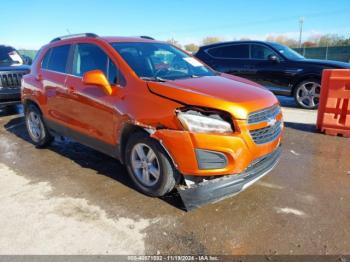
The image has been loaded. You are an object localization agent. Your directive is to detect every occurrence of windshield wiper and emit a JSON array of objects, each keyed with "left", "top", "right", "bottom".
[
  {"left": 140, "top": 76, "right": 168, "bottom": 82},
  {"left": 177, "top": 74, "right": 205, "bottom": 80}
]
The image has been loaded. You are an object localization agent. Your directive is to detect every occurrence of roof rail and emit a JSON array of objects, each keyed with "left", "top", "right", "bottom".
[
  {"left": 139, "top": 36, "right": 155, "bottom": 40},
  {"left": 50, "top": 33, "right": 98, "bottom": 43}
]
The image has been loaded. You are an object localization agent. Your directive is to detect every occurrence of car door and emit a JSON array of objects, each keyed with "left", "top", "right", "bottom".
[
  {"left": 249, "top": 43, "right": 294, "bottom": 95},
  {"left": 204, "top": 43, "right": 255, "bottom": 80},
  {"left": 40, "top": 44, "right": 72, "bottom": 125},
  {"left": 64, "top": 42, "right": 123, "bottom": 152}
]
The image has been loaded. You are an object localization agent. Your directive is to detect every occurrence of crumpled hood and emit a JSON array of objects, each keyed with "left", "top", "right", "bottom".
[{"left": 147, "top": 74, "right": 278, "bottom": 119}]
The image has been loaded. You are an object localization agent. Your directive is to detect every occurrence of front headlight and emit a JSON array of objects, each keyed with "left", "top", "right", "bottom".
[{"left": 177, "top": 110, "right": 233, "bottom": 133}]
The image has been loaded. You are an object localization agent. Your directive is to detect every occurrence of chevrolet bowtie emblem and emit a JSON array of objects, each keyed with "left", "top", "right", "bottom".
[{"left": 267, "top": 118, "right": 277, "bottom": 127}]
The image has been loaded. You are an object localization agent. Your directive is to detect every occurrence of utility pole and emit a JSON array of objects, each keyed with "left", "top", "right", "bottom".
[{"left": 298, "top": 17, "right": 304, "bottom": 48}]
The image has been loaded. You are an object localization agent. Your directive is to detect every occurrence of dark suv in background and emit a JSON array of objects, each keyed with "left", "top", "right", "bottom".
[
  {"left": 0, "top": 45, "right": 30, "bottom": 108},
  {"left": 195, "top": 41, "right": 350, "bottom": 109}
]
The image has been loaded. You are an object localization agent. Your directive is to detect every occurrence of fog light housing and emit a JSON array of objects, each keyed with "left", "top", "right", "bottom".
[{"left": 195, "top": 149, "right": 228, "bottom": 170}]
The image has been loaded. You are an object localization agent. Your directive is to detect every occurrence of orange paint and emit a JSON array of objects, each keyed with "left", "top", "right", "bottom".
[{"left": 22, "top": 35, "right": 283, "bottom": 177}]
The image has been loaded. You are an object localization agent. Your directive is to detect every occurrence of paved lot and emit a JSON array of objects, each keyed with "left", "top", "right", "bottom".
[{"left": 0, "top": 97, "right": 349, "bottom": 255}]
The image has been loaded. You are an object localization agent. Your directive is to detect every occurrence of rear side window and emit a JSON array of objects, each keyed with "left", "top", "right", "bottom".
[
  {"left": 72, "top": 43, "right": 119, "bottom": 84},
  {"left": 42, "top": 45, "right": 70, "bottom": 73},
  {"left": 207, "top": 44, "right": 249, "bottom": 59}
]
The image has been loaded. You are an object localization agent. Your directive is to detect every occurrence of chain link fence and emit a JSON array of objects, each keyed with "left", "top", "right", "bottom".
[{"left": 294, "top": 46, "right": 350, "bottom": 63}]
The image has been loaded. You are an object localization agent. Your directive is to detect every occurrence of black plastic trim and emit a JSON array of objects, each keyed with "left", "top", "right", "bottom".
[
  {"left": 50, "top": 33, "right": 98, "bottom": 43},
  {"left": 0, "top": 100, "right": 21, "bottom": 106},
  {"left": 139, "top": 36, "right": 155, "bottom": 40},
  {"left": 178, "top": 146, "right": 282, "bottom": 211},
  {"left": 44, "top": 118, "right": 120, "bottom": 159},
  {"left": 195, "top": 149, "right": 228, "bottom": 170}
]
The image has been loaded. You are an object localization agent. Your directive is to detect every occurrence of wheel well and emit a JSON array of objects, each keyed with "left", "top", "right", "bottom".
[
  {"left": 119, "top": 124, "right": 148, "bottom": 163},
  {"left": 292, "top": 75, "right": 321, "bottom": 94},
  {"left": 119, "top": 123, "right": 183, "bottom": 184},
  {"left": 23, "top": 99, "right": 42, "bottom": 114},
  {"left": 119, "top": 124, "right": 180, "bottom": 166}
]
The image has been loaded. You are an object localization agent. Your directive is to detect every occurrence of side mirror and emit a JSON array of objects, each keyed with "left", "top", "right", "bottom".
[
  {"left": 82, "top": 70, "right": 113, "bottom": 95},
  {"left": 268, "top": 54, "right": 280, "bottom": 63}
]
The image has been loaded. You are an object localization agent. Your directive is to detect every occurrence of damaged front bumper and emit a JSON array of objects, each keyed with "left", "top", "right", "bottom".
[{"left": 178, "top": 146, "right": 282, "bottom": 210}]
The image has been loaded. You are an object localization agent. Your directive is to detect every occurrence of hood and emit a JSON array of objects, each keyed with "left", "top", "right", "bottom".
[
  {"left": 147, "top": 75, "right": 278, "bottom": 119},
  {"left": 0, "top": 64, "right": 31, "bottom": 71},
  {"left": 300, "top": 58, "right": 350, "bottom": 69}
]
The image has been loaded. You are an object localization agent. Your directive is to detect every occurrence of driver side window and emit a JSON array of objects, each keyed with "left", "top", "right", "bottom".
[
  {"left": 72, "top": 43, "right": 120, "bottom": 84},
  {"left": 250, "top": 44, "right": 277, "bottom": 60}
]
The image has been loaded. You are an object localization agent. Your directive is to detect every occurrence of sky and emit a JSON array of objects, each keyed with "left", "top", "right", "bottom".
[{"left": 1, "top": 0, "right": 350, "bottom": 49}]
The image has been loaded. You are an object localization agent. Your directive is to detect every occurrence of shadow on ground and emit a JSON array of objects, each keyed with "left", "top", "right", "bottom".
[
  {"left": 4, "top": 116, "right": 186, "bottom": 211},
  {"left": 284, "top": 122, "right": 318, "bottom": 133},
  {"left": 4, "top": 111, "right": 319, "bottom": 211}
]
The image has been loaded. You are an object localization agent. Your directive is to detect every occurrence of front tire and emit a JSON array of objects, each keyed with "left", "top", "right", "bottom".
[
  {"left": 125, "top": 132, "right": 178, "bottom": 197},
  {"left": 293, "top": 79, "right": 320, "bottom": 109},
  {"left": 25, "top": 104, "right": 53, "bottom": 147}
]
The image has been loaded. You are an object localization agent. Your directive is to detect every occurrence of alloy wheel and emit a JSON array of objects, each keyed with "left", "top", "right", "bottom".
[
  {"left": 131, "top": 143, "right": 160, "bottom": 187},
  {"left": 296, "top": 82, "right": 320, "bottom": 109},
  {"left": 26, "top": 111, "right": 43, "bottom": 141}
]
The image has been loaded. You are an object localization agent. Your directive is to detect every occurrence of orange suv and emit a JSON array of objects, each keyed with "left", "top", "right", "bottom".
[{"left": 22, "top": 33, "right": 283, "bottom": 210}]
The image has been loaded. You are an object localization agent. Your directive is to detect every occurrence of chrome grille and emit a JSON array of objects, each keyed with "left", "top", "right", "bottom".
[
  {"left": 250, "top": 121, "right": 282, "bottom": 144},
  {"left": 248, "top": 105, "right": 281, "bottom": 124},
  {"left": 0, "top": 71, "right": 27, "bottom": 88},
  {"left": 248, "top": 105, "right": 282, "bottom": 144}
]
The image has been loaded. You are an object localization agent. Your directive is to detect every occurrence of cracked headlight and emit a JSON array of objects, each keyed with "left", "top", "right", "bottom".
[{"left": 177, "top": 110, "right": 233, "bottom": 133}]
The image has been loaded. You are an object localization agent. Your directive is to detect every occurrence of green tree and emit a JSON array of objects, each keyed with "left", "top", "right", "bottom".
[
  {"left": 184, "top": 43, "right": 199, "bottom": 53},
  {"left": 202, "top": 36, "right": 222, "bottom": 45},
  {"left": 166, "top": 38, "right": 182, "bottom": 48},
  {"left": 318, "top": 34, "right": 342, "bottom": 46},
  {"left": 336, "top": 37, "right": 350, "bottom": 46},
  {"left": 266, "top": 35, "right": 298, "bottom": 48}
]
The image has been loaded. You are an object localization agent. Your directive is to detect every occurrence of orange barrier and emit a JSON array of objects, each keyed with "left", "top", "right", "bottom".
[{"left": 316, "top": 69, "right": 350, "bottom": 137}]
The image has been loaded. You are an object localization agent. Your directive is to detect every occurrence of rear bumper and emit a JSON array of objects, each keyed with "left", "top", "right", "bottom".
[{"left": 178, "top": 146, "right": 282, "bottom": 210}]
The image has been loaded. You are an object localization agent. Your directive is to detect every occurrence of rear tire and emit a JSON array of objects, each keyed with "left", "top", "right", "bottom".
[
  {"left": 293, "top": 79, "right": 320, "bottom": 109},
  {"left": 25, "top": 104, "right": 53, "bottom": 147},
  {"left": 125, "top": 132, "right": 178, "bottom": 197}
]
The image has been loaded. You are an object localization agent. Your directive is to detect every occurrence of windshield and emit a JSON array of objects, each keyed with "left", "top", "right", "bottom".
[
  {"left": 270, "top": 43, "right": 305, "bottom": 60},
  {"left": 0, "top": 46, "right": 22, "bottom": 64},
  {"left": 111, "top": 42, "right": 216, "bottom": 80}
]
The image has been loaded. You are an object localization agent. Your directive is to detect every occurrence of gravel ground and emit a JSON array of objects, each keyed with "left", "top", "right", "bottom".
[{"left": 0, "top": 97, "right": 349, "bottom": 255}]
